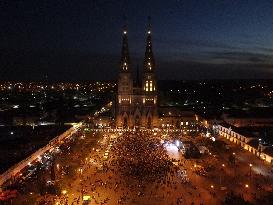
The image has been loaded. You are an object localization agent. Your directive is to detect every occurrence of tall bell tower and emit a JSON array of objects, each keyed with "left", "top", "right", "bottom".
[
  {"left": 116, "top": 23, "right": 133, "bottom": 128},
  {"left": 142, "top": 17, "right": 158, "bottom": 128}
]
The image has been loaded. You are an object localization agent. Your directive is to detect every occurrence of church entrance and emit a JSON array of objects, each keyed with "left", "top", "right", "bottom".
[
  {"left": 135, "top": 115, "right": 140, "bottom": 127},
  {"left": 123, "top": 117, "right": 128, "bottom": 128},
  {"left": 147, "top": 117, "right": 152, "bottom": 129}
]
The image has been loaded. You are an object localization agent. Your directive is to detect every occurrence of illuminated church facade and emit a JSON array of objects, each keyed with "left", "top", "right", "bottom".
[
  {"left": 116, "top": 21, "right": 158, "bottom": 128},
  {"left": 115, "top": 20, "right": 197, "bottom": 130}
]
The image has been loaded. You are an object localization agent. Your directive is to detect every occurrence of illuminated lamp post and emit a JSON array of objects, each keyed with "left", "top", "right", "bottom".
[
  {"left": 233, "top": 152, "right": 236, "bottom": 178},
  {"left": 249, "top": 163, "right": 252, "bottom": 178},
  {"left": 193, "top": 164, "right": 197, "bottom": 184},
  {"left": 79, "top": 168, "right": 84, "bottom": 201},
  {"left": 220, "top": 164, "right": 225, "bottom": 186}
]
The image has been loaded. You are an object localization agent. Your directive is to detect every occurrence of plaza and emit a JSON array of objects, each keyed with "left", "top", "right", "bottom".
[{"left": 8, "top": 126, "right": 273, "bottom": 205}]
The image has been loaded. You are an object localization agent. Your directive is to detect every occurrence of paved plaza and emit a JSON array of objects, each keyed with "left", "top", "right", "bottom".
[{"left": 10, "top": 128, "right": 273, "bottom": 205}]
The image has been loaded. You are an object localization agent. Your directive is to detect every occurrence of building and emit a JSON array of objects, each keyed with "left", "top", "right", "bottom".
[
  {"left": 158, "top": 107, "right": 197, "bottom": 130},
  {"left": 116, "top": 19, "right": 158, "bottom": 128},
  {"left": 115, "top": 19, "right": 197, "bottom": 130},
  {"left": 221, "top": 109, "right": 273, "bottom": 127},
  {"left": 218, "top": 123, "right": 273, "bottom": 164}
]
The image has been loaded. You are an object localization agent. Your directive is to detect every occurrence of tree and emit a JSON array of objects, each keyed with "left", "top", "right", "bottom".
[
  {"left": 50, "top": 157, "right": 56, "bottom": 181},
  {"left": 222, "top": 192, "right": 253, "bottom": 205},
  {"left": 36, "top": 162, "right": 46, "bottom": 195},
  {"left": 255, "top": 193, "right": 273, "bottom": 205},
  {"left": 228, "top": 154, "right": 235, "bottom": 165}
]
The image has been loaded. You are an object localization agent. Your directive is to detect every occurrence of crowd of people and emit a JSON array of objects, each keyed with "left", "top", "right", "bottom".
[
  {"left": 43, "top": 131, "right": 208, "bottom": 205},
  {"left": 111, "top": 132, "right": 173, "bottom": 183},
  {"left": 10, "top": 128, "right": 271, "bottom": 205}
]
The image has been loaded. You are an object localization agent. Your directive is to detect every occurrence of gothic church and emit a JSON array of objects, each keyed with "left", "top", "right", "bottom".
[{"left": 116, "top": 20, "right": 158, "bottom": 128}]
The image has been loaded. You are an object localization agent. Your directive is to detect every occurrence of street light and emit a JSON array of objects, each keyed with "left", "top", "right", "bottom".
[
  {"left": 245, "top": 184, "right": 249, "bottom": 188},
  {"left": 249, "top": 164, "right": 252, "bottom": 177},
  {"left": 193, "top": 164, "right": 197, "bottom": 184},
  {"left": 220, "top": 164, "right": 225, "bottom": 186}
]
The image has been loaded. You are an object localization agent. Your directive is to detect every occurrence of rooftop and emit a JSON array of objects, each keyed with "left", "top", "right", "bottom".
[
  {"left": 159, "top": 107, "right": 195, "bottom": 117},
  {"left": 263, "top": 147, "right": 273, "bottom": 157},
  {"left": 223, "top": 108, "right": 273, "bottom": 119},
  {"left": 219, "top": 122, "right": 273, "bottom": 144}
]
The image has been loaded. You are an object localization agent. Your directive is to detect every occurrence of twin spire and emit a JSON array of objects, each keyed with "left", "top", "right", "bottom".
[
  {"left": 120, "top": 17, "right": 155, "bottom": 73},
  {"left": 143, "top": 16, "right": 155, "bottom": 73},
  {"left": 120, "top": 24, "right": 130, "bottom": 72}
]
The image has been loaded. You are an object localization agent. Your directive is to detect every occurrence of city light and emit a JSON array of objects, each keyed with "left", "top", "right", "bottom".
[
  {"left": 176, "top": 140, "right": 180, "bottom": 147},
  {"left": 83, "top": 195, "right": 91, "bottom": 201},
  {"left": 79, "top": 168, "right": 83, "bottom": 175},
  {"left": 1, "top": 7, "right": 273, "bottom": 204},
  {"left": 62, "top": 190, "right": 67, "bottom": 195}
]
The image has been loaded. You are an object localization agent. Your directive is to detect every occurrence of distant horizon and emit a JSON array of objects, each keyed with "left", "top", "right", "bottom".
[{"left": 1, "top": 78, "right": 273, "bottom": 83}]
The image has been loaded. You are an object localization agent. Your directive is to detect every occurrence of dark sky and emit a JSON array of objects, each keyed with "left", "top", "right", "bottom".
[{"left": 1, "top": 0, "right": 273, "bottom": 81}]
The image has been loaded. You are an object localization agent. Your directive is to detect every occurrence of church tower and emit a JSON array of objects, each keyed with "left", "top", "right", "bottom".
[
  {"left": 116, "top": 18, "right": 158, "bottom": 129},
  {"left": 116, "top": 24, "right": 133, "bottom": 128},
  {"left": 142, "top": 17, "right": 158, "bottom": 128}
]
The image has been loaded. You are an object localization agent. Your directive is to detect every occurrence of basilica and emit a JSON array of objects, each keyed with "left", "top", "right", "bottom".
[
  {"left": 115, "top": 20, "right": 196, "bottom": 130},
  {"left": 116, "top": 20, "right": 158, "bottom": 128}
]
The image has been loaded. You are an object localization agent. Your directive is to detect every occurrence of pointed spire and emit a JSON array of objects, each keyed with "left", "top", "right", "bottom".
[
  {"left": 120, "top": 17, "right": 130, "bottom": 72},
  {"left": 143, "top": 16, "right": 155, "bottom": 73}
]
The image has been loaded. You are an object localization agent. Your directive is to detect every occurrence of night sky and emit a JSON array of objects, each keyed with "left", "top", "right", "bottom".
[{"left": 1, "top": 0, "right": 273, "bottom": 81}]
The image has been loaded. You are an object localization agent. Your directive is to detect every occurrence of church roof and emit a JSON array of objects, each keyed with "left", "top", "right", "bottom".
[{"left": 159, "top": 107, "right": 195, "bottom": 118}]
